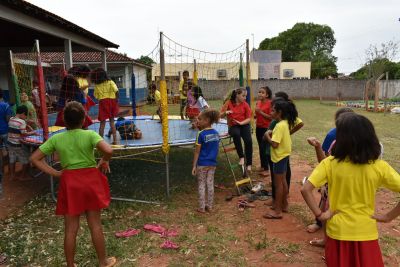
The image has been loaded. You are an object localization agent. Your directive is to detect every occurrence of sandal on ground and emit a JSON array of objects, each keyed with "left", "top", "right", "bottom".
[
  {"left": 309, "top": 238, "right": 325, "bottom": 248},
  {"left": 160, "top": 240, "right": 179, "bottom": 249},
  {"left": 160, "top": 229, "right": 179, "bottom": 238},
  {"left": 263, "top": 213, "right": 283, "bottom": 219},
  {"left": 307, "top": 223, "right": 321, "bottom": 233},
  {"left": 238, "top": 200, "right": 255, "bottom": 211},
  {"left": 143, "top": 224, "right": 166, "bottom": 234},
  {"left": 104, "top": 257, "right": 117, "bottom": 267},
  {"left": 0, "top": 253, "right": 7, "bottom": 265},
  {"left": 115, "top": 228, "right": 141, "bottom": 238}
]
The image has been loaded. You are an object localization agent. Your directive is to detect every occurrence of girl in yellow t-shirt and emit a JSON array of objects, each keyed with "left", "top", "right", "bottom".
[
  {"left": 91, "top": 68, "right": 119, "bottom": 144},
  {"left": 264, "top": 100, "right": 298, "bottom": 219},
  {"left": 301, "top": 112, "right": 400, "bottom": 267}
]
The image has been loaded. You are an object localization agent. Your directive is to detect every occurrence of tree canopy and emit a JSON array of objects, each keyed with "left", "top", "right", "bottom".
[
  {"left": 259, "top": 23, "right": 337, "bottom": 78},
  {"left": 350, "top": 41, "right": 399, "bottom": 80}
]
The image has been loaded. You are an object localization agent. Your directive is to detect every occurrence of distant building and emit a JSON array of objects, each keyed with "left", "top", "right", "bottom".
[
  {"left": 250, "top": 50, "right": 282, "bottom": 80},
  {"left": 280, "top": 62, "right": 311, "bottom": 79},
  {"left": 152, "top": 62, "right": 259, "bottom": 81}
]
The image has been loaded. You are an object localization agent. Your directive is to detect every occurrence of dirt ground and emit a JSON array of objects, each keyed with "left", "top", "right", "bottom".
[
  {"left": 0, "top": 164, "right": 48, "bottom": 220},
  {"left": 1, "top": 157, "right": 399, "bottom": 266}
]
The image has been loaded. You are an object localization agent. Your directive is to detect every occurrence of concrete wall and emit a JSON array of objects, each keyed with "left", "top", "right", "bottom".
[
  {"left": 379, "top": 80, "right": 400, "bottom": 99},
  {"left": 198, "top": 79, "right": 374, "bottom": 100}
]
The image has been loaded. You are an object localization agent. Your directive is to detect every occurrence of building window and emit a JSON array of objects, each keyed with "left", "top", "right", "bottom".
[{"left": 217, "top": 69, "right": 227, "bottom": 78}]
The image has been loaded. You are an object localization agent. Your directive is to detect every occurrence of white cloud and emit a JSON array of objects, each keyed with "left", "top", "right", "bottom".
[{"left": 27, "top": 0, "right": 400, "bottom": 74}]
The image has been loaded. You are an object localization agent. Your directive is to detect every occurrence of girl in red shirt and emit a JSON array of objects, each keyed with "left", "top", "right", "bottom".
[
  {"left": 255, "top": 86, "right": 272, "bottom": 176},
  {"left": 220, "top": 88, "right": 253, "bottom": 172}
]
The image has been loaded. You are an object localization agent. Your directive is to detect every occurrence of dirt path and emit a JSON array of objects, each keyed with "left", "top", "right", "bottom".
[{"left": 0, "top": 164, "right": 48, "bottom": 220}]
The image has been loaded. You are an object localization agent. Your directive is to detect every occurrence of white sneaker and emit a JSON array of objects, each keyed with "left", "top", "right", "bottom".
[{"left": 251, "top": 183, "right": 264, "bottom": 193}]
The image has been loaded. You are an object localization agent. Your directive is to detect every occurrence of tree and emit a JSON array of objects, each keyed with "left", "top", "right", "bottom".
[
  {"left": 136, "top": 55, "right": 155, "bottom": 82},
  {"left": 136, "top": 55, "right": 155, "bottom": 66},
  {"left": 259, "top": 23, "right": 337, "bottom": 78},
  {"left": 350, "top": 41, "right": 400, "bottom": 80}
]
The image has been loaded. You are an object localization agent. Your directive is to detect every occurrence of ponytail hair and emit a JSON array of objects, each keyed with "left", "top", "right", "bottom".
[
  {"left": 192, "top": 86, "right": 203, "bottom": 100},
  {"left": 229, "top": 87, "right": 246, "bottom": 103},
  {"left": 273, "top": 100, "right": 298, "bottom": 129}
]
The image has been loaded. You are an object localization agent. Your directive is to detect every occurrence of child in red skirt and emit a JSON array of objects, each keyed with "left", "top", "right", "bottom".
[
  {"left": 91, "top": 68, "right": 119, "bottom": 143},
  {"left": 301, "top": 112, "right": 400, "bottom": 267},
  {"left": 30, "top": 101, "right": 116, "bottom": 267}
]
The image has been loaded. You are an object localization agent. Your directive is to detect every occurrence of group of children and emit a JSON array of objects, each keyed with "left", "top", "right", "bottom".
[
  {"left": 191, "top": 84, "right": 400, "bottom": 266},
  {"left": 55, "top": 66, "right": 120, "bottom": 143},
  {"left": 0, "top": 68, "right": 398, "bottom": 266}
]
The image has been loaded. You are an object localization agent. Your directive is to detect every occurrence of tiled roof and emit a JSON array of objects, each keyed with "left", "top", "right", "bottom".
[{"left": 14, "top": 50, "right": 151, "bottom": 68}]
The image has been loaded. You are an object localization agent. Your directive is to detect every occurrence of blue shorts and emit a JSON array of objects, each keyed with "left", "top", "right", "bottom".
[{"left": 273, "top": 156, "right": 289, "bottom": 174}]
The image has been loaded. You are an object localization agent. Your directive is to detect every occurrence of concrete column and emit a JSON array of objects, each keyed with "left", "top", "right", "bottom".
[
  {"left": 64, "top": 39, "right": 73, "bottom": 70},
  {"left": 125, "top": 65, "right": 130, "bottom": 97},
  {"left": 101, "top": 50, "right": 107, "bottom": 71}
]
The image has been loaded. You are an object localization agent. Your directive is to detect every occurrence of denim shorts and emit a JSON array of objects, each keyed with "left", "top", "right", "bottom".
[
  {"left": 8, "top": 145, "right": 30, "bottom": 165},
  {"left": 273, "top": 156, "right": 289, "bottom": 174}
]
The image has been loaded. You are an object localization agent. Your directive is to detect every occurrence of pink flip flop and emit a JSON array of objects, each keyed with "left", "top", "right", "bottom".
[
  {"left": 160, "top": 229, "right": 179, "bottom": 238},
  {"left": 115, "top": 228, "right": 141, "bottom": 238},
  {"left": 160, "top": 240, "right": 179, "bottom": 249},
  {"left": 143, "top": 224, "right": 166, "bottom": 234}
]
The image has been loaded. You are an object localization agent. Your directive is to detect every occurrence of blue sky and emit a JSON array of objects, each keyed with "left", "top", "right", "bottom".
[{"left": 28, "top": 0, "right": 400, "bottom": 74}]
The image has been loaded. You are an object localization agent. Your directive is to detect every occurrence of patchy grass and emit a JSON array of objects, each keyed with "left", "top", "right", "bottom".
[
  {"left": 0, "top": 100, "right": 399, "bottom": 266},
  {"left": 380, "top": 235, "right": 400, "bottom": 258}
]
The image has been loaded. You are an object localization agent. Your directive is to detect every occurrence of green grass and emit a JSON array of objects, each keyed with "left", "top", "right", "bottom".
[{"left": 0, "top": 100, "right": 399, "bottom": 266}]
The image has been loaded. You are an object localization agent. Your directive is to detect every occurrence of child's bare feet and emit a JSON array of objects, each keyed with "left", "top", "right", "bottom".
[
  {"left": 307, "top": 223, "right": 321, "bottom": 233},
  {"left": 101, "top": 257, "right": 117, "bottom": 267},
  {"left": 196, "top": 208, "right": 206, "bottom": 213}
]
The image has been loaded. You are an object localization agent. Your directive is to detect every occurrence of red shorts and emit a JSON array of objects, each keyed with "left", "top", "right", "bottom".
[
  {"left": 325, "top": 236, "right": 384, "bottom": 267},
  {"left": 55, "top": 109, "right": 93, "bottom": 128},
  {"left": 98, "top": 98, "right": 119, "bottom": 121},
  {"left": 186, "top": 106, "right": 200, "bottom": 119},
  {"left": 56, "top": 168, "right": 111, "bottom": 216}
]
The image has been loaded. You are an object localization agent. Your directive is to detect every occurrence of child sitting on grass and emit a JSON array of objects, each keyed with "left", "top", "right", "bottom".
[
  {"left": 192, "top": 108, "right": 220, "bottom": 213},
  {"left": 8, "top": 105, "right": 37, "bottom": 181},
  {"left": 30, "top": 101, "right": 116, "bottom": 267}
]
